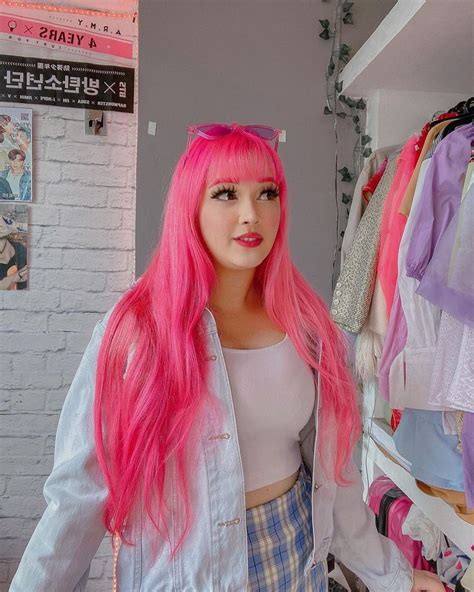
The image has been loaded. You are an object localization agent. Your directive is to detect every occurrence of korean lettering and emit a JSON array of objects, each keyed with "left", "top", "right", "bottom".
[
  {"left": 63, "top": 75, "right": 81, "bottom": 94},
  {"left": 4, "top": 71, "right": 24, "bottom": 89},
  {"left": 26, "top": 72, "right": 44, "bottom": 91},
  {"left": 82, "top": 77, "right": 100, "bottom": 96},
  {"left": 44, "top": 75, "right": 62, "bottom": 91}
]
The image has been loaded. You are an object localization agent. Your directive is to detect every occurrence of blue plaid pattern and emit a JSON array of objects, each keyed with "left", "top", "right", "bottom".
[{"left": 246, "top": 463, "right": 328, "bottom": 591}]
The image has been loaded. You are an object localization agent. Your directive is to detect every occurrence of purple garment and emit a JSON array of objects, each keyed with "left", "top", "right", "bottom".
[
  {"left": 462, "top": 411, "right": 474, "bottom": 508},
  {"left": 377, "top": 289, "right": 407, "bottom": 402},
  {"left": 417, "top": 184, "right": 474, "bottom": 328},
  {"left": 405, "top": 123, "right": 474, "bottom": 281}
]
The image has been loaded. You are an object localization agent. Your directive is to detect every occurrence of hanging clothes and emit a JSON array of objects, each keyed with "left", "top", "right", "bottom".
[
  {"left": 426, "top": 175, "right": 474, "bottom": 412},
  {"left": 417, "top": 183, "right": 474, "bottom": 328},
  {"left": 405, "top": 123, "right": 474, "bottom": 282},
  {"left": 461, "top": 412, "right": 474, "bottom": 508},
  {"left": 399, "top": 119, "right": 455, "bottom": 217},
  {"left": 362, "top": 156, "right": 388, "bottom": 204},
  {"left": 376, "top": 135, "right": 421, "bottom": 318},
  {"left": 331, "top": 150, "right": 400, "bottom": 333},
  {"left": 393, "top": 410, "right": 464, "bottom": 492},
  {"left": 381, "top": 158, "right": 446, "bottom": 410},
  {"left": 340, "top": 145, "right": 399, "bottom": 268}
]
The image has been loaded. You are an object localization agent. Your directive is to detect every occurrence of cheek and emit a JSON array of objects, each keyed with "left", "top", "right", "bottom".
[
  {"left": 268, "top": 206, "right": 281, "bottom": 235},
  {"left": 199, "top": 204, "right": 226, "bottom": 248}
]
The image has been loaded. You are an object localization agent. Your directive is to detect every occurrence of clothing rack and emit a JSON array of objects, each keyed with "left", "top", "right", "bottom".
[{"left": 339, "top": 0, "right": 473, "bottom": 589}]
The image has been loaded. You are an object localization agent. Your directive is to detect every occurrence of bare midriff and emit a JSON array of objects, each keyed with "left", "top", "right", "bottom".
[{"left": 245, "top": 468, "right": 300, "bottom": 509}]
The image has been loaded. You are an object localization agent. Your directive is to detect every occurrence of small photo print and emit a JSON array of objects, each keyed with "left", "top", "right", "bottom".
[
  {"left": 0, "top": 107, "right": 32, "bottom": 202},
  {"left": 0, "top": 204, "right": 28, "bottom": 290}
]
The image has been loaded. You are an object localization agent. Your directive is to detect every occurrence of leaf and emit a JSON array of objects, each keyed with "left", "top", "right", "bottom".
[
  {"left": 340, "top": 230, "right": 345, "bottom": 237},
  {"left": 319, "top": 29, "right": 330, "bottom": 40},
  {"left": 336, "top": 112, "right": 347, "bottom": 118},
  {"left": 335, "top": 81, "right": 343, "bottom": 93},
  {"left": 355, "top": 125, "right": 361, "bottom": 133},
  {"left": 352, "top": 115, "right": 360, "bottom": 123},
  {"left": 319, "top": 19, "right": 330, "bottom": 29},
  {"left": 342, "top": 1, "right": 354, "bottom": 12},
  {"left": 346, "top": 98, "right": 356, "bottom": 108},
  {"left": 356, "top": 98, "right": 366, "bottom": 110},
  {"left": 324, "top": 106, "right": 333, "bottom": 115},
  {"left": 342, "top": 193, "right": 352, "bottom": 204},
  {"left": 338, "top": 166, "right": 349, "bottom": 175},
  {"left": 339, "top": 94, "right": 347, "bottom": 104},
  {"left": 342, "top": 13, "right": 354, "bottom": 25},
  {"left": 361, "top": 134, "right": 372, "bottom": 145},
  {"left": 363, "top": 148, "right": 372, "bottom": 157}
]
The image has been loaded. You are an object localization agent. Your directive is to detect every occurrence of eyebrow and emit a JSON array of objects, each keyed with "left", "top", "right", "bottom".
[{"left": 208, "top": 176, "right": 278, "bottom": 187}]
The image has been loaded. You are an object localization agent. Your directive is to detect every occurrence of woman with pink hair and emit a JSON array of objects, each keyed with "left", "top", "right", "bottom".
[{"left": 10, "top": 123, "right": 443, "bottom": 591}]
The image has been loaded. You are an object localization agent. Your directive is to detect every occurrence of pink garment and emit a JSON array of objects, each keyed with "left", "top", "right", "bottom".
[
  {"left": 376, "top": 135, "right": 420, "bottom": 317},
  {"left": 367, "top": 476, "right": 434, "bottom": 572},
  {"left": 378, "top": 288, "right": 407, "bottom": 402},
  {"left": 222, "top": 334, "right": 315, "bottom": 492}
]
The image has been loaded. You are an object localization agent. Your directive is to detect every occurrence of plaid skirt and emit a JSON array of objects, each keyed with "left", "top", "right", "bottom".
[{"left": 246, "top": 462, "right": 328, "bottom": 592}]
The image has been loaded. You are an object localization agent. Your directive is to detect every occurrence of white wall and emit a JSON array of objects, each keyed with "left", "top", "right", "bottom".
[{"left": 0, "top": 9, "right": 137, "bottom": 589}]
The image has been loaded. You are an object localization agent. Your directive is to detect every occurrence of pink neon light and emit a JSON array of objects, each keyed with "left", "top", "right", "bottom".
[{"left": 0, "top": 13, "right": 133, "bottom": 59}]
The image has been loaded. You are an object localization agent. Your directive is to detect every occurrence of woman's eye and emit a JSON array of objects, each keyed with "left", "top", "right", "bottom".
[
  {"left": 210, "top": 188, "right": 237, "bottom": 201},
  {"left": 260, "top": 188, "right": 280, "bottom": 200}
]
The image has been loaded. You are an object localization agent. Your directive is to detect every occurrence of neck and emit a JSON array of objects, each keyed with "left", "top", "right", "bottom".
[{"left": 209, "top": 267, "right": 260, "bottom": 315}]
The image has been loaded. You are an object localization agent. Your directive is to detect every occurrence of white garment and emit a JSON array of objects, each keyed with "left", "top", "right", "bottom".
[
  {"left": 429, "top": 313, "right": 474, "bottom": 412},
  {"left": 388, "top": 159, "right": 448, "bottom": 411},
  {"left": 401, "top": 505, "right": 445, "bottom": 561},
  {"left": 222, "top": 334, "right": 315, "bottom": 492},
  {"left": 428, "top": 180, "right": 474, "bottom": 411}
]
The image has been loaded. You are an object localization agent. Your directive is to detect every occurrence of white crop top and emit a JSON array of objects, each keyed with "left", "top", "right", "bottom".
[{"left": 222, "top": 334, "right": 315, "bottom": 492}]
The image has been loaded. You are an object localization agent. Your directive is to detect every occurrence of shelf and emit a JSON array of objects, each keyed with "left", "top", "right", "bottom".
[
  {"left": 340, "top": 0, "right": 473, "bottom": 96},
  {"left": 366, "top": 433, "right": 473, "bottom": 559}
]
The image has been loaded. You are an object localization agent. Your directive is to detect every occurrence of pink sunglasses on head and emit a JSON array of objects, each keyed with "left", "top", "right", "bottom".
[{"left": 186, "top": 122, "right": 282, "bottom": 152}]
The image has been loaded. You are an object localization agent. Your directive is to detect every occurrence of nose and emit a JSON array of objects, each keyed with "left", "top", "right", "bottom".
[{"left": 239, "top": 199, "right": 260, "bottom": 225}]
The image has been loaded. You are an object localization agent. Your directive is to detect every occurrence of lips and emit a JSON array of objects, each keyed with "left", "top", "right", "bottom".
[{"left": 233, "top": 232, "right": 263, "bottom": 248}]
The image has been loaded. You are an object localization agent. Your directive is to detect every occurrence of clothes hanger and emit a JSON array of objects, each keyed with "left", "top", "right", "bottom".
[
  {"left": 440, "top": 113, "right": 473, "bottom": 139},
  {"left": 439, "top": 97, "right": 474, "bottom": 139},
  {"left": 427, "top": 97, "right": 474, "bottom": 131}
]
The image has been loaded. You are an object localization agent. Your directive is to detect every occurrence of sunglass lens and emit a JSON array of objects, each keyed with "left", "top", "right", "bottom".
[
  {"left": 246, "top": 125, "right": 277, "bottom": 140},
  {"left": 197, "top": 124, "right": 232, "bottom": 138}
]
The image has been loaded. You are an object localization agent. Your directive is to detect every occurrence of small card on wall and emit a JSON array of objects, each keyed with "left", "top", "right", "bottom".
[
  {"left": 0, "top": 203, "right": 28, "bottom": 291},
  {"left": 0, "top": 107, "right": 32, "bottom": 202}
]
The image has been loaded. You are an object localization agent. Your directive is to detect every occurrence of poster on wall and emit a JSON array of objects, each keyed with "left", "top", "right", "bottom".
[
  {"left": 0, "top": 203, "right": 28, "bottom": 291},
  {"left": 0, "top": 4, "right": 136, "bottom": 111},
  {"left": 0, "top": 55, "right": 134, "bottom": 113},
  {"left": 0, "top": 107, "right": 32, "bottom": 201},
  {"left": 0, "top": 7, "right": 136, "bottom": 65}
]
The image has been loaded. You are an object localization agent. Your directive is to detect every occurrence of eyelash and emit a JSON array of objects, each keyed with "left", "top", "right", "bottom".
[{"left": 210, "top": 185, "right": 280, "bottom": 201}]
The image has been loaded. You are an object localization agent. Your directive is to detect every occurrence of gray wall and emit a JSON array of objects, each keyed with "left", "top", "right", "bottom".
[{"left": 137, "top": 0, "right": 396, "bottom": 303}]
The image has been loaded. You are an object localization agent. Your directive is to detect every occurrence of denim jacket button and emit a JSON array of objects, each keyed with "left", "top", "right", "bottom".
[
  {"left": 218, "top": 517, "right": 241, "bottom": 527},
  {"left": 313, "top": 483, "right": 321, "bottom": 492},
  {"left": 206, "top": 354, "right": 217, "bottom": 361},
  {"left": 208, "top": 433, "right": 231, "bottom": 440}
]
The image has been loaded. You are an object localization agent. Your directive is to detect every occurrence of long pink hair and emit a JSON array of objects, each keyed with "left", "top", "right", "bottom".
[{"left": 94, "top": 127, "right": 361, "bottom": 557}]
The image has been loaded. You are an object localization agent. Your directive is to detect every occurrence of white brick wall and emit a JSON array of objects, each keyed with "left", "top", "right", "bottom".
[{"left": 0, "top": 58, "right": 137, "bottom": 592}]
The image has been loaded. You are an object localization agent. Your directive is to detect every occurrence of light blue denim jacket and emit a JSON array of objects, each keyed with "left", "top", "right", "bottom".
[{"left": 10, "top": 308, "right": 413, "bottom": 592}]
